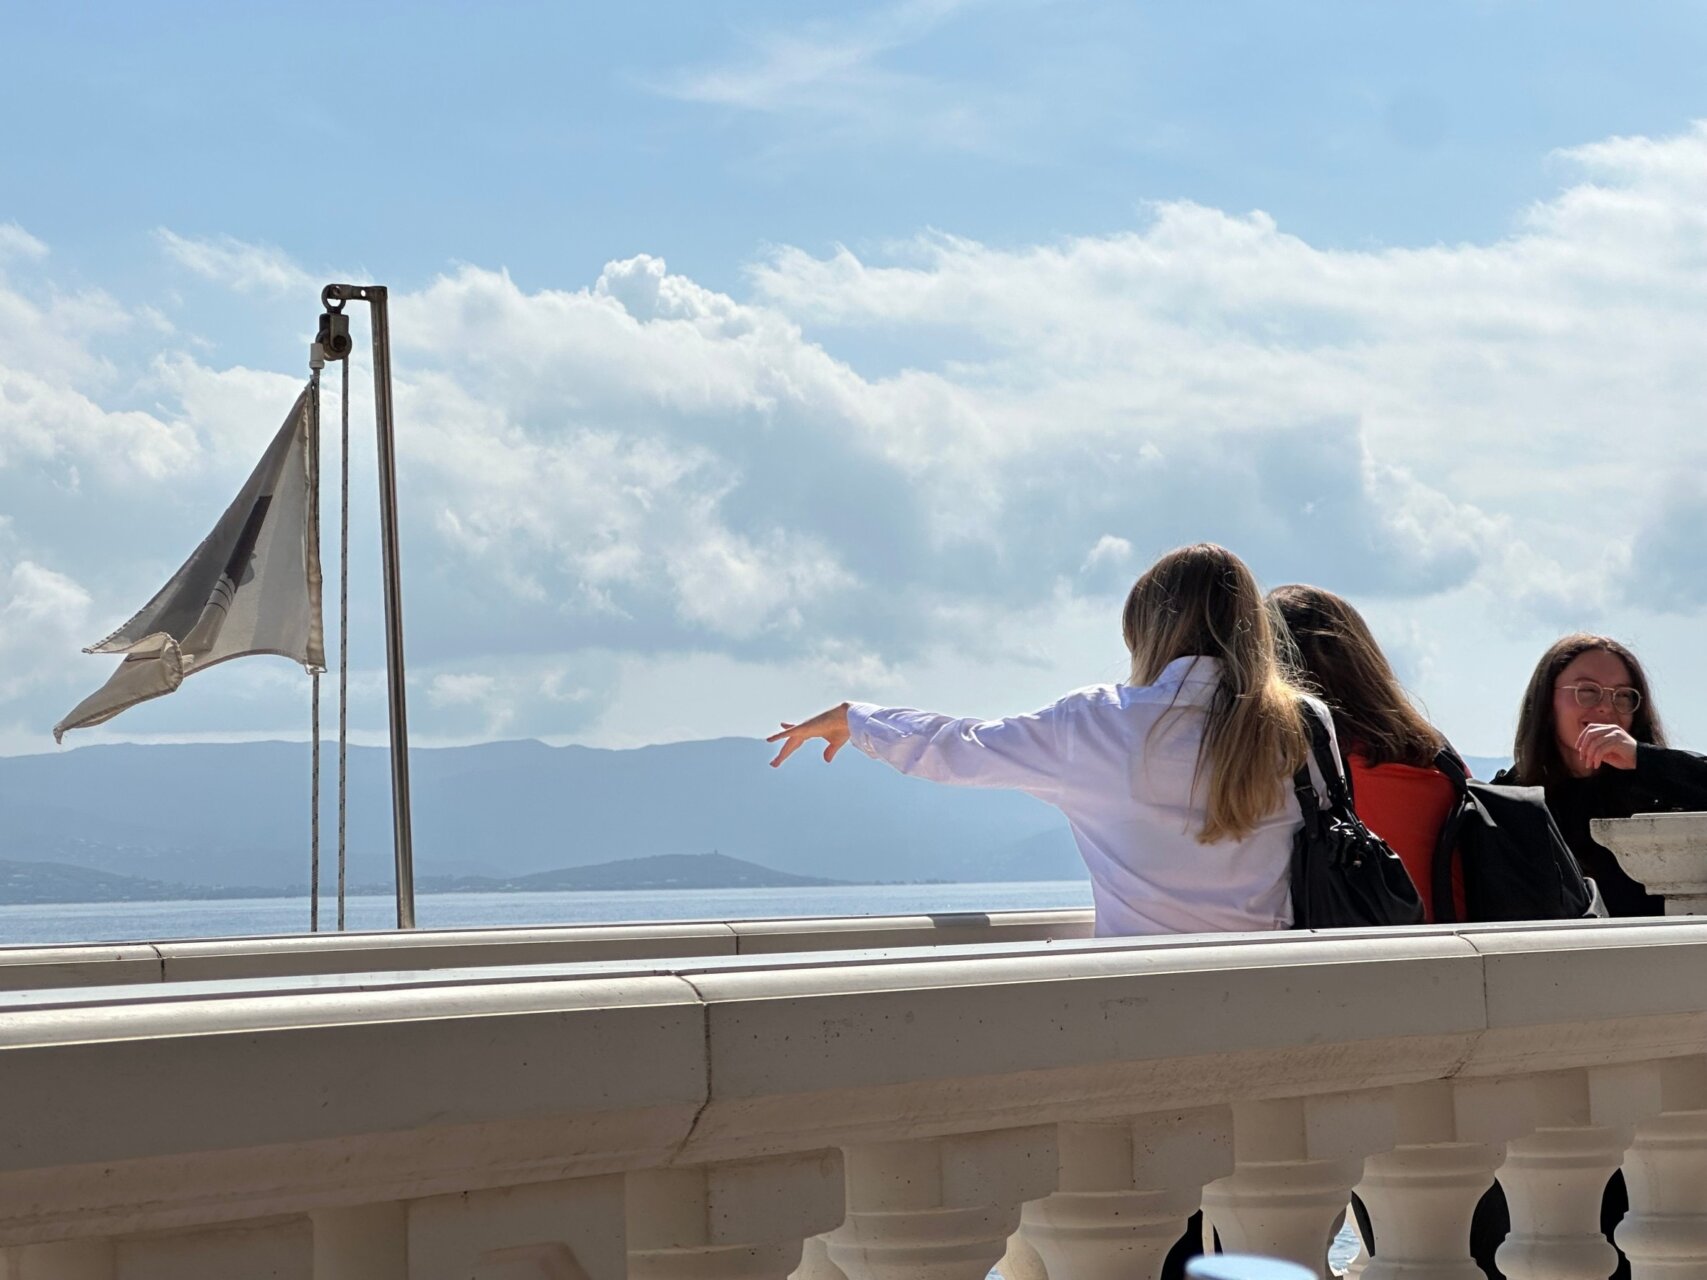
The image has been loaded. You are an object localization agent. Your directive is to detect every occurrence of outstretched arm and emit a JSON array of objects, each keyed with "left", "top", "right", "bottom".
[
  {"left": 767, "top": 703, "right": 852, "bottom": 768},
  {"left": 770, "top": 698, "right": 1074, "bottom": 800}
]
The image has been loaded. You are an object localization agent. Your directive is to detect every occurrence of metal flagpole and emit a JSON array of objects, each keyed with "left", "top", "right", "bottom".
[
  {"left": 318, "top": 284, "right": 417, "bottom": 930},
  {"left": 306, "top": 354, "right": 325, "bottom": 932}
]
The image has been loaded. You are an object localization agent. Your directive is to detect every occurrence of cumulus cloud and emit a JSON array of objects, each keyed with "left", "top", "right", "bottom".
[
  {"left": 156, "top": 229, "right": 316, "bottom": 295},
  {"left": 7, "top": 122, "right": 1707, "bottom": 752},
  {"left": 1621, "top": 479, "right": 1707, "bottom": 615},
  {"left": 0, "top": 541, "right": 92, "bottom": 702}
]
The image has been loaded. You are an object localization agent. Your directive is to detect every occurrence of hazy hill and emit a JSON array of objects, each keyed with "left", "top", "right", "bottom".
[
  {"left": 419, "top": 852, "right": 848, "bottom": 893},
  {"left": 0, "top": 738, "right": 1080, "bottom": 891},
  {"left": 0, "top": 739, "right": 1512, "bottom": 895},
  {"left": 0, "top": 851, "right": 836, "bottom": 903}
]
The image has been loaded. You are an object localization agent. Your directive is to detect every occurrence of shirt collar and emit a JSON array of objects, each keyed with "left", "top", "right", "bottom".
[{"left": 1149, "top": 654, "right": 1223, "bottom": 696}]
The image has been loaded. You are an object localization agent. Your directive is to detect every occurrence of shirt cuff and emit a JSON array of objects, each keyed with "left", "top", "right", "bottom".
[{"left": 845, "top": 701, "right": 884, "bottom": 756}]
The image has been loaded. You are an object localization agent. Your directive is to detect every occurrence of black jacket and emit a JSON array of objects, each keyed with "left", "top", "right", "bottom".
[{"left": 1497, "top": 745, "right": 1707, "bottom": 917}]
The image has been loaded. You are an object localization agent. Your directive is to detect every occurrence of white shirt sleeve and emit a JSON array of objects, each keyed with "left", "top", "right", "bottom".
[{"left": 845, "top": 699, "right": 1071, "bottom": 801}]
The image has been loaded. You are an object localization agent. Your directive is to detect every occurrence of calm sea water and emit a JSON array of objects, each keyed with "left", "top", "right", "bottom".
[{"left": 0, "top": 881, "right": 1095, "bottom": 946}]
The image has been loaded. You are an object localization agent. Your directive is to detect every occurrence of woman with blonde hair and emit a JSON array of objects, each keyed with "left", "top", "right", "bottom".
[{"left": 768, "top": 543, "right": 1337, "bottom": 936}]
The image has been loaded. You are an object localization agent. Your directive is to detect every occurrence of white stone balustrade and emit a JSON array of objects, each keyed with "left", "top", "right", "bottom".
[{"left": 11, "top": 916, "right": 1707, "bottom": 1278}]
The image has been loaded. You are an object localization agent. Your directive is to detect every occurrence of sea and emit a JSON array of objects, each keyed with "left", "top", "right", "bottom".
[{"left": 0, "top": 880, "right": 1096, "bottom": 946}]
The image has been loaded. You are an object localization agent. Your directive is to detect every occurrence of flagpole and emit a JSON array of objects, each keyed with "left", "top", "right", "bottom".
[{"left": 320, "top": 283, "right": 417, "bottom": 930}]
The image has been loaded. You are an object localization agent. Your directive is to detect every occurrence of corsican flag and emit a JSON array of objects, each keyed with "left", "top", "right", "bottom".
[{"left": 54, "top": 387, "right": 325, "bottom": 742}]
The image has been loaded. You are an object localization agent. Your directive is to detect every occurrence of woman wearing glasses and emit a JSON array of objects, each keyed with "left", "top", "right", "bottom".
[{"left": 1505, "top": 634, "right": 1707, "bottom": 916}]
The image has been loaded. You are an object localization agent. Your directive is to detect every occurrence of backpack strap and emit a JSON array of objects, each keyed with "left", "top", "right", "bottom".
[
  {"left": 1430, "top": 742, "right": 1469, "bottom": 924},
  {"left": 1433, "top": 744, "right": 1470, "bottom": 792}
]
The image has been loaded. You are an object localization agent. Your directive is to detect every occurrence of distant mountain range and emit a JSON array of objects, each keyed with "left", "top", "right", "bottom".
[
  {"left": 0, "top": 851, "right": 841, "bottom": 904},
  {"left": 0, "top": 738, "right": 1510, "bottom": 901},
  {"left": 0, "top": 737, "right": 1086, "bottom": 894}
]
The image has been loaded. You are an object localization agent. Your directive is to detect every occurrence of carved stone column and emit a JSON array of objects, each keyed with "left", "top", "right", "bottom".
[
  {"left": 1497, "top": 1066, "right": 1661, "bottom": 1280},
  {"left": 629, "top": 1153, "right": 845, "bottom": 1280},
  {"left": 995, "top": 1229, "right": 1048, "bottom": 1280},
  {"left": 1357, "top": 1080, "right": 1534, "bottom": 1280},
  {"left": 1502, "top": 1064, "right": 1659, "bottom": 1280},
  {"left": 1020, "top": 1108, "right": 1234, "bottom": 1280},
  {"left": 1203, "top": 1093, "right": 1392, "bottom": 1279},
  {"left": 1616, "top": 1057, "right": 1707, "bottom": 1280},
  {"left": 825, "top": 1127, "right": 1057, "bottom": 1280},
  {"left": 789, "top": 1236, "right": 847, "bottom": 1280}
]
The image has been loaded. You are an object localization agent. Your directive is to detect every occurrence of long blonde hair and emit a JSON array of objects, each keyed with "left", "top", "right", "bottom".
[{"left": 1122, "top": 543, "right": 1309, "bottom": 843}]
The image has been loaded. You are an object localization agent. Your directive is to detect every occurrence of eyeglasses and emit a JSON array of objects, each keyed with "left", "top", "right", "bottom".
[{"left": 1558, "top": 682, "right": 1642, "bottom": 715}]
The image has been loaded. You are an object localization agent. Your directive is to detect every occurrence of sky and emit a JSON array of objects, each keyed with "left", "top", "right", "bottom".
[{"left": 4, "top": 0, "right": 1707, "bottom": 760}]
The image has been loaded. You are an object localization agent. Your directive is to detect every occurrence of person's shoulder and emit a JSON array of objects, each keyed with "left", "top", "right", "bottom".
[{"left": 1050, "top": 683, "right": 1123, "bottom": 711}]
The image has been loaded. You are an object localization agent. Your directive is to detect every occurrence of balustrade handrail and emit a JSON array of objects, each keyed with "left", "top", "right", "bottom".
[{"left": 0, "top": 907, "right": 1098, "bottom": 989}]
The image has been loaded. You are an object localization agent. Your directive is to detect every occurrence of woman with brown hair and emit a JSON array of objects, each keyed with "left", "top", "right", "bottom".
[
  {"left": 1267, "top": 584, "right": 1460, "bottom": 921},
  {"left": 767, "top": 543, "right": 1336, "bottom": 936},
  {"left": 1505, "top": 633, "right": 1707, "bottom": 917}
]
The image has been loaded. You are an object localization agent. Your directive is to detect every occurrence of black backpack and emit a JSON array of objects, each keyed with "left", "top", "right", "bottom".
[
  {"left": 1289, "top": 704, "right": 1426, "bottom": 930},
  {"left": 1429, "top": 748, "right": 1599, "bottom": 923}
]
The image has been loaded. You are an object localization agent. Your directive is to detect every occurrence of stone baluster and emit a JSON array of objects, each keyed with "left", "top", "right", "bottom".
[
  {"left": 1018, "top": 1107, "right": 1234, "bottom": 1280},
  {"left": 1356, "top": 1079, "right": 1534, "bottom": 1280},
  {"left": 995, "top": 1230, "right": 1048, "bottom": 1280},
  {"left": 628, "top": 1153, "right": 845, "bottom": 1280},
  {"left": 789, "top": 1235, "right": 847, "bottom": 1280},
  {"left": 1496, "top": 1065, "right": 1660, "bottom": 1280},
  {"left": 1615, "top": 1056, "right": 1707, "bottom": 1280},
  {"left": 1202, "top": 1092, "right": 1392, "bottom": 1278},
  {"left": 824, "top": 1127, "right": 1057, "bottom": 1280},
  {"left": 1591, "top": 814, "right": 1707, "bottom": 915}
]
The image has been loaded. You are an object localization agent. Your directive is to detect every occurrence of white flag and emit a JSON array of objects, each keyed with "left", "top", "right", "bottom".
[{"left": 54, "top": 386, "right": 324, "bottom": 742}]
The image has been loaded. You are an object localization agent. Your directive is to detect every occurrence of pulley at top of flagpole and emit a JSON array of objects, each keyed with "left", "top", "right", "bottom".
[{"left": 315, "top": 289, "right": 354, "bottom": 363}]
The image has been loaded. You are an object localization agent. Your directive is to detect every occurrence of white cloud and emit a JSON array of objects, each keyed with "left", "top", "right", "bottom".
[
  {"left": 0, "top": 223, "right": 49, "bottom": 263},
  {"left": 648, "top": 0, "right": 1008, "bottom": 153},
  {"left": 155, "top": 229, "right": 316, "bottom": 296},
  {"left": 0, "top": 550, "right": 92, "bottom": 702},
  {"left": 1083, "top": 535, "right": 1133, "bottom": 570},
  {"left": 8, "top": 122, "right": 1707, "bottom": 756}
]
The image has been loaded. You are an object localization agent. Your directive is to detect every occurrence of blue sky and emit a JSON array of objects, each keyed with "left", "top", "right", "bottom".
[{"left": 5, "top": 0, "right": 1707, "bottom": 758}]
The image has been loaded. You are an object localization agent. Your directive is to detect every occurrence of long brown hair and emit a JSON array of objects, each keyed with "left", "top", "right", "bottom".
[
  {"left": 1511, "top": 633, "right": 1667, "bottom": 786},
  {"left": 1268, "top": 583, "right": 1443, "bottom": 768},
  {"left": 1122, "top": 543, "right": 1309, "bottom": 843}
]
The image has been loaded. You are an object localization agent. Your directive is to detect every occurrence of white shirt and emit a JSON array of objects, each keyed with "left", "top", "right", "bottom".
[{"left": 847, "top": 655, "right": 1336, "bottom": 937}]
